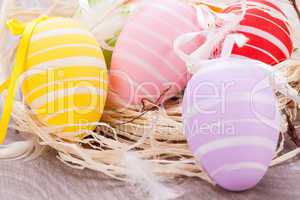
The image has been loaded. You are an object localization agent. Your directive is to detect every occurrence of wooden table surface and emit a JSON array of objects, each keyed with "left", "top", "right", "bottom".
[
  {"left": 1, "top": 0, "right": 300, "bottom": 199},
  {"left": 0, "top": 149, "right": 300, "bottom": 200}
]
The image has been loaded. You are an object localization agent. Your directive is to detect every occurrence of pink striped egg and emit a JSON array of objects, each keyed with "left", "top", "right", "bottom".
[
  {"left": 183, "top": 58, "right": 280, "bottom": 191},
  {"left": 109, "top": 0, "right": 202, "bottom": 108},
  {"left": 224, "top": 0, "right": 293, "bottom": 65}
]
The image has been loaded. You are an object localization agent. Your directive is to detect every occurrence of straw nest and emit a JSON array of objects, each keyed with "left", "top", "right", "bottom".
[{"left": 1, "top": 0, "right": 300, "bottom": 186}]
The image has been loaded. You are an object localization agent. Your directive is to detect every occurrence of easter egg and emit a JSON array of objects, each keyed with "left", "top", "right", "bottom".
[
  {"left": 183, "top": 58, "right": 280, "bottom": 191},
  {"left": 109, "top": 0, "right": 202, "bottom": 108},
  {"left": 21, "top": 17, "right": 108, "bottom": 134},
  {"left": 224, "top": 0, "right": 293, "bottom": 65}
]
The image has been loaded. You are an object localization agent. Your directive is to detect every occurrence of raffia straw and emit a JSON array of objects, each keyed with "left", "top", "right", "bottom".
[
  {"left": 1, "top": 0, "right": 300, "bottom": 189},
  {"left": 10, "top": 99, "right": 213, "bottom": 183},
  {"left": 273, "top": 60, "right": 300, "bottom": 165}
]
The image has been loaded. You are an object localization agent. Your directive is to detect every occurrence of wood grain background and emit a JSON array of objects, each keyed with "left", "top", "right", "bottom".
[
  {"left": 1, "top": 0, "right": 300, "bottom": 199},
  {"left": 0, "top": 148, "right": 300, "bottom": 200}
]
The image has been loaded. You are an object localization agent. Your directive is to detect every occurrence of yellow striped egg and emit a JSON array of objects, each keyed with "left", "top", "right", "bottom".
[{"left": 21, "top": 17, "right": 108, "bottom": 135}]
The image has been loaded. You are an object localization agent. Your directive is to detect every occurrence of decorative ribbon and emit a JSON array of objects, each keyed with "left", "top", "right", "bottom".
[
  {"left": 0, "top": 16, "right": 48, "bottom": 144},
  {"left": 173, "top": 1, "right": 300, "bottom": 113},
  {"left": 173, "top": 0, "right": 248, "bottom": 72}
]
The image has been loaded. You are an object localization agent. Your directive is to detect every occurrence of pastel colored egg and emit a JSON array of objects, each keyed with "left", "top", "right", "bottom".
[
  {"left": 21, "top": 17, "right": 108, "bottom": 135},
  {"left": 109, "top": 0, "right": 202, "bottom": 108},
  {"left": 183, "top": 58, "right": 280, "bottom": 191},
  {"left": 224, "top": 0, "right": 293, "bottom": 65}
]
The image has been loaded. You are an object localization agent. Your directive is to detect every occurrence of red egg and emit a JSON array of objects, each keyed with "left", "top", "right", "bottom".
[{"left": 224, "top": 0, "right": 293, "bottom": 65}]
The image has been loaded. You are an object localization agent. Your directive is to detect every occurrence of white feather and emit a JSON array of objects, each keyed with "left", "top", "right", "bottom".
[
  {"left": 0, "top": 140, "right": 34, "bottom": 160},
  {"left": 122, "top": 152, "right": 182, "bottom": 200},
  {"left": 76, "top": 0, "right": 134, "bottom": 49}
]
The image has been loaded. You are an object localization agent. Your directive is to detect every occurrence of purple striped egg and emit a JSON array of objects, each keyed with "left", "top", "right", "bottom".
[{"left": 183, "top": 58, "right": 280, "bottom": 191}]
